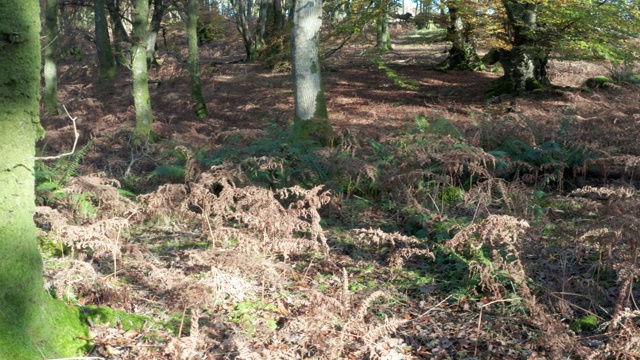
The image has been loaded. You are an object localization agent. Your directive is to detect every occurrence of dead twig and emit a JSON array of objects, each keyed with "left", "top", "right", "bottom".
[{"left": 36, "top": 105, "right": 79, "bottom": 161}]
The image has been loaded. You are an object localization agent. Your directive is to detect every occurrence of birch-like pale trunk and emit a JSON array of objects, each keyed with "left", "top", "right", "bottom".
[
  {"left": 43, "top": 0, "right": 59, "bottom": 113},
  {"left": 292, "top": 0, "right": 327, "bottom": 121},
  {"left": 131, "top": 0, "right": 154, "bottom": 140}
]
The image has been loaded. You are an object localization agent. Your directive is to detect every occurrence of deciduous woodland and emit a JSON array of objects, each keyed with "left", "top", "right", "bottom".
[{"left": 1, "top": 0, "right": 640, "bottom": 358}]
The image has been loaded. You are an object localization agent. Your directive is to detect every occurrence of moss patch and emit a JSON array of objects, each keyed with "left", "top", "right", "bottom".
[
  {"left": 570, "top": 315, "right": 598, "bottom": 333},
  {"left": 82, "top": 305, "right": 152, "bottom": 331},
  {"left": 584, "top": 76, "right": 612, "bottom": 89},
  {"left": 81, "top": 305, "right": 185, "bottom": 336},
  {"left": 292, "top": 117, "right": 335, "bottom": 147},
  {"left": 47, "top": 298, "right": 93, "bottom": 356},
  {"left": 0, "top": 295, "right": 90, "bottom": 359}
]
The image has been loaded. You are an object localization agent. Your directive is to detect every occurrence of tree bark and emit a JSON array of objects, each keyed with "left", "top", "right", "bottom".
[
  {"left": 292, "top": 0, "right": 327, "bottom": 121},
  {"left": 186, "top": 0, "right": 208, "bottom": 117},
  {"left": 375, "top": 1, "right": 392, "bottom": 52},
  {"left": 106, "top": 0, "right": 130, "bottom": 66},
  {"left": 231, "top": 0, "right": 267, "bottom": 60},
  {"left": 438, "top": 4, "right": 481, "bottom": 70},
  {"left": 131, "top": 0, "right": 154, "bottom": 140},
  {"left": 494, "top": 0, "right": 549, "bottom": 95},
  {"left": 95, "top": 0, "right": 117, "bottom": 79},
  {"left": 147, "top": 0, "right": 168, "bottom": 66},
  {"left": 43, "top": 0, "right": 59, "bottom": 113},
  {"left": 0, "top": 1, "right": 88, "bottom": 357},
  {"left": 292, "top": 0, "right": 332, "bottom": 144}
]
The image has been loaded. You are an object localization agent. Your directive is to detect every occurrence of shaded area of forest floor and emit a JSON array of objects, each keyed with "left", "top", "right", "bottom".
[{"left": 37, "top": 27, "right": 640, "bottom": 359}]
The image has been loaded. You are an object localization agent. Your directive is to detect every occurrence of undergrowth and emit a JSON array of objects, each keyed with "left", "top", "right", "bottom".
[{"left": 35, "top": 113, "right": 640, "bottom": 359}]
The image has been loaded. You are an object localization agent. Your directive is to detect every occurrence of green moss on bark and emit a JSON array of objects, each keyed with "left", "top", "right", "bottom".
[
  {"left": 0, "top": 2, "right": 90, "bottom": 358},
  {"left": 131, "top": 0, "right": 154, "bottom": 141},
  {"left": 292, "top": 117, "right": 335, "bottom": 146}
]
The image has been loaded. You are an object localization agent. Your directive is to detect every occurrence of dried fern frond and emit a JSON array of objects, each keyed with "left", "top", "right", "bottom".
[
  {"left": 63, "top": 173, "right": 138, "bottom": 218},
  {"left": 570, "top": 185, "right": 635, "bottom": 200},
  {"left": 446, "top": 215, "right": 531, "bottom": 298},
  {"left": 36, "top": 206, "right": 127, "bottom": 258},
  {"left": 147, "top": 265, "right": 258, "bottom": 307},
  {"left": 352, "top": 228, "right": 434, "bottom": 267},
  {"left": 363, "top": 317, "right": 409, "bottom": 359}
]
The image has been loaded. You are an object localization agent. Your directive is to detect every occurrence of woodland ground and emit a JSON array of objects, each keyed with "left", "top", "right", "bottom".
[{"left": 36, "top": 24, "right": 640, "bottom": 359}]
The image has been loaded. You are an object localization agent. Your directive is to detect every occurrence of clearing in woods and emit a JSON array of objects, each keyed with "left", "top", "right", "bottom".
[{"left": 38, "top": 26, "right": 640, "bottom": 358}]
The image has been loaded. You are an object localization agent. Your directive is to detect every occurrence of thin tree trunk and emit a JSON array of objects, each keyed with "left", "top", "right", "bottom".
[
  {"left": 131, "top": 0, "right": 154, "bottom": 140},
  {"left": 106, "top": 0, "right": 130, "bottom": 66},
  {"left": 274, "top": 0, "right": 284, "bottom": 29},
  {"left": 376, "top": 9, "right": 392, "bottom": 51},
  {"left": 43, "top": 0, "right": 59, "bottom": 113},
  {"left": 231, "top": 0, "right": 264, "bottom": 60},
  {"left": 147, "top": 0, "right": 168, "bottom": 66},
  {"left": 95, "top": 0, "right": 117, "bottom": 78},
  {"left": 187, "top": 0, "right": 208, "bottom": 117}
]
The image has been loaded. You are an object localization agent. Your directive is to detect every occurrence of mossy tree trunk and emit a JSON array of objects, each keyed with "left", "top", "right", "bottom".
[
  {"left": 231, "top": 0, "right": 266, "bottom": 61},
  {"left": 147, "top": 0, "right": 168, "bottom": 66},
  {"left": 492, "top": 0, "right": 549, "bottom": 95},
  {"left": 106, "top": 0, "right": 130, "bottom": 66},
  {"left": 292, "top": 0, "right": 333, "bottom": 144},
  {"left": 186, "top": 0, "right": 208, "bottom": 117},
  {"left": 0, "top": 1, "right": 89, "bottom": 358},
  {"left": 95, "top": 0, "right": 117, "bottom": 79},
  {"left": 43, "top": 0, "right": 59, "bottom": 114},
  {"left": 131, "top": 0, "right": 154, "bottom": 140},
  {"left": 375, "top": 1, "right": 392, "bottom": 51},
  {"left": 438, "top": 4, "right": 481, "bottom": 70}
]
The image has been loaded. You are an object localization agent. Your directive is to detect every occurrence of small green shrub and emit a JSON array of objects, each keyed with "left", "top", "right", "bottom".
[
  {"left": 606, "top": 62, "right": 640, "bottom": 85},
  {"left": 197, "top": 10, "right": 227, "bottom": 43},
  {"left": 570, "top": 315, "right": 598, "bottom": 333}
]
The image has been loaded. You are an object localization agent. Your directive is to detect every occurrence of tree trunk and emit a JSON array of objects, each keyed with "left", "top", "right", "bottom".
[
  {"left": 95, "top": 0, "right": 117, "bottom": 79},
  {"left": 131, "top": 0, "right": 154, "bottom": 140},
  {"left": 438, "top": 5, "right": 481, "bottom": 70},
  {"left": 231, "top": 0, "right": 264, "bottom": 61},
  {"left": 106, "top": 0, "right": 130, "bottom": 66},
  {"left": 292, "top": 0, "right": 332, "bottom": 144},
  {"left": 43, "top": 0, "right": 59, "bottom": 113},
  {"left": 147, "top": 0, "right": 168, "bottom": 66},
  {"left": 292, "top": 0, "right": 327, "bottom": 121},
  {"left": 494, "top": 0, "right": 549, "bottom": 95},
  {"left": 186, "top": 0, "right": 208, "bottom": 117},
  {"left": 0, "top": 1, "right": 88, "bottom": 357},
  {"left": 375, "top": 1, "right": 392, "bottom": 51}
]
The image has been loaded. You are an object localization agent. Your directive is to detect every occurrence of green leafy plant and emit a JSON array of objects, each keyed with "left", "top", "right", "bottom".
[
  {"left": 36, "top": 141, "right": 94, "bottom": 205},
  {"left": 228, "top": 300, "right": 278, "bottom": 336},
  {"left": 606, "top": 62, "right": 640, "bottom": 85}
]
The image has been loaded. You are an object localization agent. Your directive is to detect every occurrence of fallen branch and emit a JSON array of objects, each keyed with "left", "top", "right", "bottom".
[{"left": 35, "top": 105, "right": 79, "bottom": 161}]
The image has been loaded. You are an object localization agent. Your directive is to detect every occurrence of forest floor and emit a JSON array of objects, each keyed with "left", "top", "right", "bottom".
[{"left": 37, "top": 25, "right": 640, "bottom": 359}]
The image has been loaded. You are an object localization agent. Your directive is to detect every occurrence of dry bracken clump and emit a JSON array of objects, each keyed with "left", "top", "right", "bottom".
[
  {"left": 139, "top": 170, "right": 332, "bottom": 257},
  {"left": 352, "top": 228, "right": 434, "bottom": 267},
  {"left": 446, "top": 214, "right": 531, "bottom": 299}
]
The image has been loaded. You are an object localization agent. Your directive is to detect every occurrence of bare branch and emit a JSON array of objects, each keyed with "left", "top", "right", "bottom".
[{"left": 35, "top": 105, "right": 80, "bottom": 161}]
